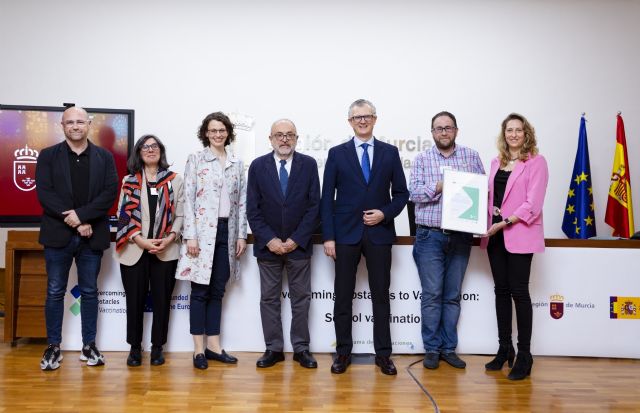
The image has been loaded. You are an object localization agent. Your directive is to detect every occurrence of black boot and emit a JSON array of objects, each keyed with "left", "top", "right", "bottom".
[
  {"left": 485, "top": 342, "right": 515, "bottom": 370},
  {"left": 508, "top": 351, "right": 533, "bottom": 380}
]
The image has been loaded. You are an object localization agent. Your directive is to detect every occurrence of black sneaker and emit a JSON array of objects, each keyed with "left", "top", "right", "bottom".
[
  {"left": 40, "top": 344, "right": 63, "bottom": 371},
  {"left": 80, "top": 342, "right": 105, "bottom": 366}
]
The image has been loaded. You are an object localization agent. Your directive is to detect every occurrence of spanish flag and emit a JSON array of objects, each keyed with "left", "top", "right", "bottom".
[
  {"left": 605, "top": 114, "right": 634, "bottom": 238},
  {"left": 610, "top": 296, "right": 640, "bottom": 319}
]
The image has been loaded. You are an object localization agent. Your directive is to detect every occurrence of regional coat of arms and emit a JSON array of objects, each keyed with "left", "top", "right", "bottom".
[
  {"left": 550, "top": 294, "right": 564, "bottom": 319},
  {"left": 13, "top": 144, "right": 39, "bottom": 191}
]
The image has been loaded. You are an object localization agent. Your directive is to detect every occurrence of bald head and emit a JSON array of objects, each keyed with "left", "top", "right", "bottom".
[
  {"left": 61, "top": 106, "right": 91, "bottom": 143},
  {"left": 62, "top": 106, "right": 89, "bottom": 122},
  {"left": 270, "top": 118, "right": 297, "bottom": 135}
]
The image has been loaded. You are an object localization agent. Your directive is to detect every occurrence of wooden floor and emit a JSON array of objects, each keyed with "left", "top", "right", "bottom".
[
  {"left": 0, "top": 278, "right": 638, "bottom": 413},
  {"left": 1, "top": 332, "right": 639, "bottom": 413}
]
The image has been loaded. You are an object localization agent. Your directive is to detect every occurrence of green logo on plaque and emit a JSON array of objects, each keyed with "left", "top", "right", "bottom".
[{"left": 459, "top": 186, "right": 479, "bottom": 220}]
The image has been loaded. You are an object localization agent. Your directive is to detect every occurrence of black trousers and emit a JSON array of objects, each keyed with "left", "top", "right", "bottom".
[
  {"left": 189, "top": 220, "right": 230, "bottom": 336},
  {"left": 334, "top": 230, "right": 392, "bottom": 356},
  {"left": 487, "top": 231, "right": 534, "bottom": 352},
  {"left": 120, "top": 252, "right": 177, "bottom": 348}
]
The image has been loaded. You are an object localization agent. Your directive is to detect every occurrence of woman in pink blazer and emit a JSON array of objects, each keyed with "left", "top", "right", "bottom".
[{"left": 480, "top": 113, "right": 548, "bottom": 380}]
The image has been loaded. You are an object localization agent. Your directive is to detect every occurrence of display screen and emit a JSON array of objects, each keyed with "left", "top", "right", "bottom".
[{"left": 0, "top": 105, "right": 134, "bottom": 226}]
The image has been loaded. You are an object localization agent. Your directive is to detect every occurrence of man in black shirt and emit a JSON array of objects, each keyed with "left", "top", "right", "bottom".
[{"left": 36, "top": 106, "right": 118, "bottom": 370}]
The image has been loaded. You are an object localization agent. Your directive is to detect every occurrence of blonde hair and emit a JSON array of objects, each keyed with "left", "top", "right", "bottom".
[{"left": 497, "top": 113, "right": 538, "bottom": 167}]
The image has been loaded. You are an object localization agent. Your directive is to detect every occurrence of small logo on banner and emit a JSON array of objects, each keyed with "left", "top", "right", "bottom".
[
  {"left": 13, "top": 144, "right": 39, "bottom": 191},
  {"left": 550, "top": 294, "right": 564, "bottom": 319},
  {"left": 69, "top": 285, "right": 81, "bottom": 316},
  {"left": 610, "top": 296, "right": 639, "bottom": 319}
]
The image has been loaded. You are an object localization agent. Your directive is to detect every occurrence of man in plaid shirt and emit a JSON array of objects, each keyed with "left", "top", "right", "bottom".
[{"left": 409, "top": 111, "right": 485, "bottom": 370}]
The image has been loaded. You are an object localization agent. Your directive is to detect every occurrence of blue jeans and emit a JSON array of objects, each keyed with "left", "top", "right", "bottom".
[
  {"left": 412, "top": 227, "right": 472, "bottom": 353},
  {"left": 44, "top": 235, "right": 103, "bottom": 345}
]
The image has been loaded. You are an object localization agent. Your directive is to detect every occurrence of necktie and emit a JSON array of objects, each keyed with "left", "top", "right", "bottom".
[
  {"left": 279, "top": 159, "right": 288, "bottom": 195},
  {"left": 361, "top": 143, "right": 370, "bottom": 183}
]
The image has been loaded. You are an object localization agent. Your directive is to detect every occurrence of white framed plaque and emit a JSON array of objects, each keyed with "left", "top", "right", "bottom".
[{"left": 441, "top": 169, "right": 488, "bottom": 234}]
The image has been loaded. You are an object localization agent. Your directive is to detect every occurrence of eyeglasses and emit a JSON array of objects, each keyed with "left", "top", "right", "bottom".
[
  {"left": 141, "top": 143, "right": 160, "bottom": 152},
  {"left": 63, "top": 120, "right": 89, "bottom": 127},
  {"left": 432, "top": 126, "right": 457, "bottom": 134},
  {"left": 349, "top": 115, "right": 375, "bottom": 123},
  {"left": 271, "top": 133, "right": 298, "bottom": 141},
  {"left": 207, "top": 128, "right": 228, "bottom": 135}
]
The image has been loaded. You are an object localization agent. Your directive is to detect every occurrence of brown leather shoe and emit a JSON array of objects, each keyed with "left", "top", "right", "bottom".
[
  {"left": 375, "top": 356, "right": 397, "bottom": 375},
  {"left": 330, "top": 354, "right": 351, "bottom": 374}
]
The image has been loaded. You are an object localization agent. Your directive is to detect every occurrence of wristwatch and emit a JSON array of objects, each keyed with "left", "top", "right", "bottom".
[{"left": 504, "top": 218, "right": 513, "bottom": 226}]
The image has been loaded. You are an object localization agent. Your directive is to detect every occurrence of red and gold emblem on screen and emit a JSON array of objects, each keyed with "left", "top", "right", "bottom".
[
  {"left": 13, "top": 144, "right": 39, "bottom": 191},
  {"left": 550, "top": 294, "right": 564, "bottom": 319}
]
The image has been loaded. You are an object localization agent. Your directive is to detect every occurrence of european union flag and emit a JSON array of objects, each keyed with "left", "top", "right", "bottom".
[{"left": 562, "top": 116, "right": 597, "bottom": 238}]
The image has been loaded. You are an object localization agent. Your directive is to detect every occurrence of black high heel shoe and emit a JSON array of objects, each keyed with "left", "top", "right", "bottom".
[
  {"left": 485, "top": 343, "right": 515, "bottom": 371},
  {"left": 508, "top": 351, "right": 533, "bottom": 380}
]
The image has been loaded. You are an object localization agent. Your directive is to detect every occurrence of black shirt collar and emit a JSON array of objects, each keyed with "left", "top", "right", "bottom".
[{"left": 65, "top": 140, "right": 91, "bottom": 156}]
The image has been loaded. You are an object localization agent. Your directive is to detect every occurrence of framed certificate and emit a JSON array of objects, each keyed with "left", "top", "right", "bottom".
[{"left": 441, "top": 169, "right": 488, "bottom": 235}]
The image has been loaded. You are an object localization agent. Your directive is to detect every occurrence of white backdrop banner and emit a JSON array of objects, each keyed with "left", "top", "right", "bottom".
[{"left": 59, "top": 244, "right": 640, "bottom": 358}]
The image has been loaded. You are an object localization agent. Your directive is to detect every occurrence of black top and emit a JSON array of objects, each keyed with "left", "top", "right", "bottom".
[
  {"left": 36, "top": 140, "right": 118, "bottom": 250},
  {"left": 492, "top": 169, "right": 511, "bottom": 224},
  {"left": 146, "top": 181, "right": 158, "bottom": 238},
  {"left": 66, "top": 142, "right": 91, "bottom": 209}
]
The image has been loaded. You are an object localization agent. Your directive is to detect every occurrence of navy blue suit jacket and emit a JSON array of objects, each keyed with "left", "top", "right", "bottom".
[
  {"left": 35, "top": 140, "right": 118, "bottom": 250},
  {"left": 247, "top": 151, "right": 320, "bottom": 259},
  {"left": 321, "top": 138, "right": 409, "bottom": 245}
]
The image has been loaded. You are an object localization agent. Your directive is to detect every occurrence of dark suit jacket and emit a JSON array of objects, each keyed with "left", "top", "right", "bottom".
[
  {"left": 321, "top": 138, "right": 409, "bottom": 245},
  {"left": 35, "top": 140, "right": 118, "bottom": 250},
  {"left": 247, "top": 151, "right": 320, "bottom": 259}
]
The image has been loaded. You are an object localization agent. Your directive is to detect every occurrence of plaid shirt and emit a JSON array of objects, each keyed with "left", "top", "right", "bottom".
[{"left": 409, "top": 144, "right": 485, "bottom": 228}]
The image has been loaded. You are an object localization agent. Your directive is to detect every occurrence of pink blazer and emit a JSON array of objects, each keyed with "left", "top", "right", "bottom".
[{"left": 480, "top": 154, "right": 548, "bottom": 253}]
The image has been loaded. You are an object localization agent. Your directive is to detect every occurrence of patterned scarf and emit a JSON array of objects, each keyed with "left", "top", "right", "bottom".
[{"left": 116, "top": 169, "right": 177, "bottom": 251}]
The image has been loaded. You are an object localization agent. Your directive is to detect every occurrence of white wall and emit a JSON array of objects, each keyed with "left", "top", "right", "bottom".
[{"left": 2, "top": 0, "right": 640, "bottom": 265}]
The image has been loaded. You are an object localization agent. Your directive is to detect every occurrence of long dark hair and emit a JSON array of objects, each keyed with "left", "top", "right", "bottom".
[
  {"left": 197, "top": 112, "right": 236, "bottom": 147},
  {"left": 127, "top": 134, "right": 171, "bottom": 174}
]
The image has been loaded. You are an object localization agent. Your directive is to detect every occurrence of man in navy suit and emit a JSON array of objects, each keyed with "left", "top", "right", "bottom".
[
  {"left": 247, "top": 119, "right": 320, "bottom": 369},
  {"left": 36, "top": 106, "right": 118, "bottom": 370},
  {"left": 321, "top": 99, "right": 409, "bottom": 375}
]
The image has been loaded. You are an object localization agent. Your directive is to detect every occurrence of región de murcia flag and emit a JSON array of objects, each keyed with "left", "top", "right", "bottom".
[{"left": 605, "top": 114, "right": 634, "bottom": 238}]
